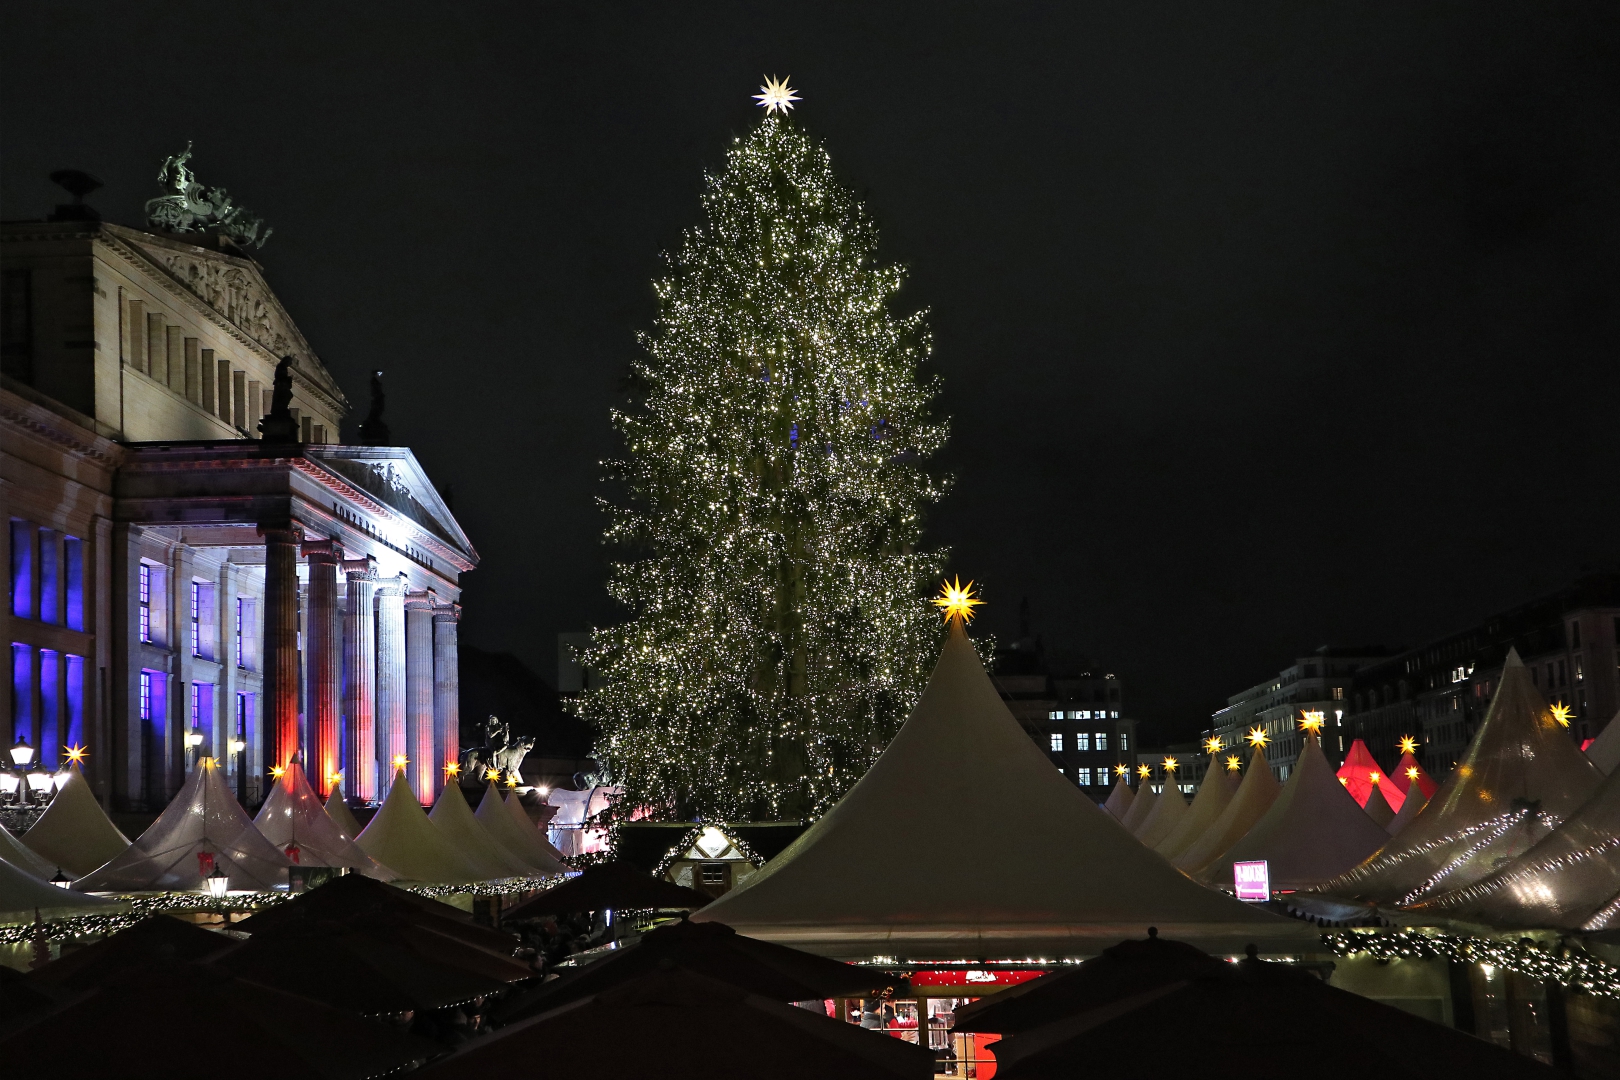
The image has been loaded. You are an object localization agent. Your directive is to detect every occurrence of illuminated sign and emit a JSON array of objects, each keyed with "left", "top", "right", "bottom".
[{"left": 1233, "top": 860, "right": 1270, "bottom": 902}]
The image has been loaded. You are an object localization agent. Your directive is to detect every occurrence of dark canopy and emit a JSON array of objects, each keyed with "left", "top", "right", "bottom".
[{"left": 503, "top": 859, "right": 709, "bottom": 919}]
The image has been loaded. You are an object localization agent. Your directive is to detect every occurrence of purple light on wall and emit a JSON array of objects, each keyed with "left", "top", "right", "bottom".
[
  {"left": 10, "top": 522, "right": 31, "bottom": 619},
  {"left": 39, "top": 649, "right": 59, "bottom": 767},
  {"left": 11, "top": 643, "right": 33, "bottom": 744},
  {"left": 38, "top": 533, "right": 58, "bottom": 625},
  {"left": 64, "top": 536, "right": 84, "bottom": 631},
  {"left": 65, "top": 654, "right": 85, "bottom": 749}
]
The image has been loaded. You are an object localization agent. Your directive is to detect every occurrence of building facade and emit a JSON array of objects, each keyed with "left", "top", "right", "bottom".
[
  {"left": 1343, "top": 575, "right": 1620, "bottom": 779},
  {"left": 3, "top": 215, "right": 476, "bottom": 812}
]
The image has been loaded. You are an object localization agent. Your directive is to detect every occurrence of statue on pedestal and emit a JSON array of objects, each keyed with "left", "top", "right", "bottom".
[{"left": 459, "top": 715, "right": 535, "bottom": 783}]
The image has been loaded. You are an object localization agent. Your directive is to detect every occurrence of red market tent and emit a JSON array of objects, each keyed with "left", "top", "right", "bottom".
[{"left": 1335, "top": 740, "right": 1403, "bottom": 813}]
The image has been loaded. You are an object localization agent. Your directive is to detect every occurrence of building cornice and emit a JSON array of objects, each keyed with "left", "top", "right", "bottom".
[{"left": 0, "top": 383, "right": 125, "bottom": 468}]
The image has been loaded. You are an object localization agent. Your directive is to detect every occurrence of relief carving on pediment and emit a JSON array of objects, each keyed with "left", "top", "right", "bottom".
[{"left": 160, "top": 251, "right": 293, "bottom": 357}]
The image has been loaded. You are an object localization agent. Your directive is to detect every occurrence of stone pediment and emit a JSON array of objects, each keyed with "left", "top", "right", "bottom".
[
  {"left": 307, "top": 446, "right": 477, "bottom": 563},
  {"left": 103, "top": 223, "right": 348, "bottom": 412}
]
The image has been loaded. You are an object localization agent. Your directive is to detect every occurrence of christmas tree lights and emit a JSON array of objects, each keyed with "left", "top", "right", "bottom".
[{"left": 577, "top": 102, "right": 950, "bottom": 825}]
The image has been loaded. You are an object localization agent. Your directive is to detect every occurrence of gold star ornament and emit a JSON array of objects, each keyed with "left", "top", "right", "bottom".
[
  {"left": 1299, "top": 710, "right": 1326, "bottom": 736},
  {"left": 1247, "top": 726, "right": 1269, "bottom": 748},
  {"left": 1115, "top": 764, "right": 1129, "bottom": 777},
  {"left": 754, "top": 75, "right": 801, "bottom": 115},
  {"left": 1550, "top": 702, "right": 1574, "bottom": 728},
  {"left": 444, "top": 762, "right": 461, "bottom": 778},
  {"left": 391, "top": 754, "right": 409, "bottom": 771},
  {"left": 1398, "top": 735, "right": 1419, "bottom": 756},
  {"left": 269, "top": 764, "right": 286, "bottom": 780},
  {"left": 1203, "top": 736, "right": 1224, "bottom": 755},
  {"left": 1137, "top": 764, "right": 1152, "bottom": 779},
  {"left": 1162, "top": 755, "right": 1178, "bottom": 773},
  {"left": 1225, "top": 754, "right": 1242, "bottom": 771},
  {"left": 932, "top": 577, "right": 983, "bottom": 626},
  {"left": 1406, "top": 766, "right": 1420, "bottom": 780},
  {"left": 64, "top": 744, "right": 88, "bottom": 766}
]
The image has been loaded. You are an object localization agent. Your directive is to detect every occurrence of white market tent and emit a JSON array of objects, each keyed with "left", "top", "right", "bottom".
[
  {"left": 1202, "top": 735, "right": 1392, "bottom": 893},
  {"left": 19, "top": 765, "right": 130, "bottom": 877},
  {"left": 1362, "top": 783, "right": 1397, "bottom": 830},
  {"left": 356, "top": 770, "right": 486, "bottom": 883},
  {"left": 1586, "top": 710, "right": 1620, "bottom": 775},
  {"left": 1413, "top": 757, "right": 1620, "bottom": 931},
  {"left": 428, "top": 779, "right": 534, "bottom": 879},
  {"left": 1132, "top": 778, "right": 1188, "bottom": 849},
  {"left": 1155, "top": 761, "right": 1239, "bottom": 861},
  {"left": 473, "top": 783, "right": 568, "bottom": 875},
  {"left": 1172, "top": 745, "right": 1281, "bottom": 876},
  {"left": 325, "top": 789, "right": 365, "bottom": 838},
  {"left": 1386, "top": 786, "right": 1427, "bottom": 836},
  {"left": 692, "top": 621, "right": 1309, "bottom": 958},
  {"left": 75, "top": 759, "right": 291, "bottom": 892},
  {"left": 1317, "top": 649, "right": 1604, "bottom": 907},
  {"left": 1119, "top": 782, "right": 1157, "bottom": 835},
  {"left": 253, "top": 763, "right": 391, "bottom": 878},
  {"left": 505, "top": 790, "right": 569, "bottom": 864},
  {"left": 1, "top": 820, "right": 56, "bottom": 878},
  {"left": 0, "top": 857, "right": 118, "bottom": 923},
  {"left": 1101, "top": 777, "right": 1133, "bottom": 822}
]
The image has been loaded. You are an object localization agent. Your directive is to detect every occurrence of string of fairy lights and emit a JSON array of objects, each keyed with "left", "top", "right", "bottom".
[
  {"left": 575, "top": 81, "right": 950, "bottom": 825},
  {"left": 1325, "top": 930, "right": 1620, "bottom": 999}
]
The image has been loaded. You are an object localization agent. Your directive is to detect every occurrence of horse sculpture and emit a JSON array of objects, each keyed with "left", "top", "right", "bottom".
[{"left": 459, "top": 715, "right": 534, "bottom": 783}]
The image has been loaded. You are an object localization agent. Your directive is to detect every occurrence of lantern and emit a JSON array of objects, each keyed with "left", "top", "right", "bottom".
[{"left": 205, "top": 866, "right": 230, "bottom": 897}]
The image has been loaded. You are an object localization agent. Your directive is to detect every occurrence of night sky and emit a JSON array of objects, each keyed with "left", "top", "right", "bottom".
[{"left": 5, "top": 4, "right": 1618, "bottom": 743}]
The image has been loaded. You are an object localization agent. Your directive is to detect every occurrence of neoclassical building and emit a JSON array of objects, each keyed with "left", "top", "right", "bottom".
[{"left": 3, "top": 208, "right": 476, "bottom": 812}]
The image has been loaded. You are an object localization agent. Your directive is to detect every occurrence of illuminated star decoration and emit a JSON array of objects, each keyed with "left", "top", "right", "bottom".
[
  {"left": 1115, "top": 764, "right": 1129, "bottom": 777},
  {"left": 1550, "top": 702, "right": 1574, "bottom": 728},
  {"left": 1299, "top": 710, "right": 1325, "bottom": 736},
  {"left": 1247, "top": 726, "right": 1269, "bottom": 748},
  {"left": 485, "top": 768, "right": 501, "bottom": 782},
  {"left": 1398, "top": 735, "right": 1419, "bottom": 756},
  {"left": 1225, "top": 754, "right": 1242, "bottom": 771},
  {"left": 63, "top": 744, "right": 88, "bottom": 766},
  {"left": 1368, "top": 771, "right": 1381, "bottom": 785},
  {"left": 391, "top": 754, "right": 409, "bottom": 771},
  {"left": 444, "top": 762, "right": 461, "bottom": 778},
  {"left": 326, "top": 772, "right": 342, "bottom": 790},
  {"left": 1137, "top": 764, "right": 1152, "bottom": 779},
  {"left": 505, "top": 774, "right": 520, "bottom": 788},
  {"left": 268, "top": 764, "right": 285, "bottom": 780},
  {"left": 1406, "top": 766, "right": 1420, "bottom": 780},
  {"left": 1204, "top": 735, "right": 1223, "bottom": 755},
  {"left": 1162, "top": 755, "right": 1178, "bottom": 773},
  {"left": 753, "top": 75, "right": 801, "bottom": 115},
  {"left": 932, "top": 577, "right": 983, "bottom": 626}
]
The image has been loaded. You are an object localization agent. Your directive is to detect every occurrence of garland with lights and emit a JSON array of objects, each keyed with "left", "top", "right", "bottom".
[
  {"left": 651, "top": 825, "right": 766, "bottom": 879},
  {"left": 576, "top": 90, "right": 950, "bottom": 826},
  {"left": 0, "top": 891, "right": 289, "bottom": 946},
  {"left": 1325, "top": 930, "right": 1620, "bottom": 998}
]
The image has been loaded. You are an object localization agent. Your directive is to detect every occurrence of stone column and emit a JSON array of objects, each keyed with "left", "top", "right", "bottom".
[
  {"left": 405, "top": 591, "right": 436, "bottom": 802},
  {"left": 303, "top": 542, "right": 343, "bottom": 796},
  {"left": 342, "top": 560, "right": 378, "bottom": 801},
  {"left": 374, "top": 575, "right": 408, "bottom": 798},
  {"left": 259, "top": 526, "right": 302, "bottom": 773},
  {"left": 433, "top": 603, "right": 461, "bottom": 799}
]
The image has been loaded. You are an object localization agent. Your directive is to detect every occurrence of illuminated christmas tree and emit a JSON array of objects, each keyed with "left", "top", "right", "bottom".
[{"left": 579, "top": 82, "right": 950, "bottom": 823}]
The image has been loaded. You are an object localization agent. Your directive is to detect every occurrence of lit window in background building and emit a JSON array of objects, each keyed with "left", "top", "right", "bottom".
[
  {"left": 1049, "top": 733, "right": 1063, "bottom": 751},
  {"left": 1075, "top": 732, "right": 1090, "bottom": 751},
  {"left": 1120, "top": 733, "right": 1128, "bottom": 750},
  {"left": 1096, "top": 732, "right": 1108, "bottom": 751},
  {"left": 139, "top": 671, "right": 153, "bottom": 720},
  {"left": 1078, "top": 767, "right": 1092, "bottom": 785},
  {"left": 139, "top": 565, "right": 152, "bottom": 642},
  {"left": 190, "top": 582, "right": 202, "bottom": 656}
]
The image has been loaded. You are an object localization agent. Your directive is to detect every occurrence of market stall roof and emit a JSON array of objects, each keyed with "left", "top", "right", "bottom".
[
  {"left": 1154, "top": 762, "right": 1239, "bottom": 861},
  {"left": 26, "top": 915, "right": 227, "bottom": 992},
  {"left": 1385, "top": 785, "right": 1427, "bottom": 837},
  {"left": 237, "top": 873, "right": 519, "bottom": 954},
  {"left": 1412, "top": 758, "right": 1620, "bottom": 930},
  {"left": 1362, "top": 783, "right": 1397, "bottom": 829},
  {"left": 1101, "top": 776, "right": 1133, "bottom": 822},
  {"left": 1132, "top": 779, "right": 1187, "bottom": 849},
  {"left": 1171, "top": 745, "right": 1281, "bottom": 877},
  {"left": 1317, "top": 650, "right": 1604, "bottom": 907},
  {"left": 324, "top": 790, "right": 365, "bottom": 838},
  {"left": 1119, "top": 782, "right": 1157, "bottom": 835},
  {"left": 495, "top": 918, "right": 890, "bottom": 1026},
  {"left": 0, "top": 856, "right": 117, "bottom": 923},
  {"left": 504, "top": 791, "right": 569, "bottom": 863},
  {"left": 692, "top": 622, "right": 1306, "bottom": 958},
  {"left": 1389, "top": 752, "right": 1438, "bottom": 800},
  {"left": 74, "top": 759, "right": 291, "bottom": 892},
  {"left": 18, "top": 765, "right": 130, "bottom": 877},
  {"left": 1586, "top": 710, "right": 1620, "bottom": 775},
  {"left": 0, "top": 820, "right": 55, "bottom": 878},
  {"left": 427, "top": 779, "right": 534, "bottom": 879},
  {"left": 254, "top": 763, "right": 390, "bottom": 878},
  {"left": 414, "top": 965, "right": 936, "bottom": 1080},
  {"left": 0, "top": 961, "right": 435, "bottom": 1080},
  {"left": 1203, "top": 735, "right": 1393, "bottom": 892},
  {"left": 355, "top": 770, "right": 487, "bottom": 883},
  {"left": 503, "top": 860, "right": 709, "bottom": 919},
  {"left": 473, "top": 783, "right": 568, "bottom": 875},
  {"left": 1336, "top": 739, "right": 1403, "bottom": 812}
]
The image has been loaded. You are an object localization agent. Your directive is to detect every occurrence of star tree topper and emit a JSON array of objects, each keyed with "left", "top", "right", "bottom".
[
  {"left": 754, "top": 75, "right": 801, "bottom": 114},
  {"left": 932, "top": 577, "right": 983, "bottom": 626}
]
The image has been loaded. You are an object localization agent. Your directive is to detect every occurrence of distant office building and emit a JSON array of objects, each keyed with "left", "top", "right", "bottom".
[
  {"left": 1344, "top": 574, "right": 1620, "bottom": 779},
  {"left": 990, "top": 614, "right": 1134, "bottom": 803},
  {"left": 1206, "top": 648, "right": 1395, "bottom": 780}
]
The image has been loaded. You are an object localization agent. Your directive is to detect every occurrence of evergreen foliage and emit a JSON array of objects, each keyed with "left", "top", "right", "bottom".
[{"left": 578, "top": 114, "right": 949, "bottom": 823}]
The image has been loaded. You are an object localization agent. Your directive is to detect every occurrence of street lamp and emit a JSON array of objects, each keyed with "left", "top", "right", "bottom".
[
  {"left": 49, "top": 869, "right": 71, "bottom": 890},
  {"left": 205, "top": 865, "right": 229, "bottom": 898},
  {"left": 184, "top": 726, "right": 205, "bottom": 770},
  {"left": 10, "top": 737, "right": 35, "bottom": 767}
]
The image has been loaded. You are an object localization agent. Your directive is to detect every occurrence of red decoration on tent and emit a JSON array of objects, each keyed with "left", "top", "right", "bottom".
[
  {"left": 197, "top": 851, "right": 215, "bottom": 876},
  {"left": 1389, "top": 751, "right": 1438, "bottom": 799},
  {"left": 284, "top": 843, "right": 301, "bottom": 864},
  {"left": 1335, "top": 740, "right": 1404, "bottom": 812}
]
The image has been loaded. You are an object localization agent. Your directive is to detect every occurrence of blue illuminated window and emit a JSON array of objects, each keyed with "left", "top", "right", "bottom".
[
  {"left": 139, "top": 565, "right": 152, "bottom": 643},
  {"left": 139, "top": 670, "right": 153, "bottom": 721}
]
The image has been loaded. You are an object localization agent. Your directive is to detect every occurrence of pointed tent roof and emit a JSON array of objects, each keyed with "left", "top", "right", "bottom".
[
  {"left": 1133, "top": 779, "right": 1188, "bottom": 849},
  {"left": 325, "top": 790, "right": 365, "bottom": 838},
  {"left": 1386, "top": 785, "right": 1428, "bottom": 837},
  {"left": 1204, "top": 736, "right": 1394, "bottom": 892},
  {"left": 75, "top": 759, "right": 291, "bottom": 892},
  {"left": 357, "top": 770, "right": 486, "bottom": 883},
  {"left": 1413, "top": 761, "right": 1620, "bottom": 930},
  {"left": 0, "top": 857, "right": 118, "bottom": 922},
  {"left": 254, "top": 763, "right": 391, "bottom": 878},
  {"left": 18, "top": 765, "right": 130, "bottom": 877},
  {"left": 1316, "top": 649, "right": 1604, "bottom": 906},
  {"left": 1585, "top": 710, "right": 1620, "bottom": 775},
  {"left": 505, "top": 789, "right": 569, "bottom": 864},
  {"left": 1336, "top": 739, "right": 1404, "bottom": 813},
  {"left": 1362, "top": 783, "right": 1397, "bottom": 829},
  {"left": 1390, "top": 751, "right": 1438, "bottom": 799},
  {"left": 473, "top": 784, "right": 568, "bottom": 875},
  {"left": 1, "top": 821, "right": 56, "bottom": 878},
  {"left": 1172, "top": 745, "right": 1281, "bottom": 876},
  {"left": 1120, "top": 783, "right": 1157, "bottom": 835},
  {"left": 428, "top": 780, "right": 534, "bottom": 879},
  {"left": 691, "top": 623, "right": 1305, "bottom": 957},
  {"left": 1155, "top": 762, "right": 1239, "bottom": 861},
  {"left": 1101, "top": 777, "right": 1133, "bottom": 821}
]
